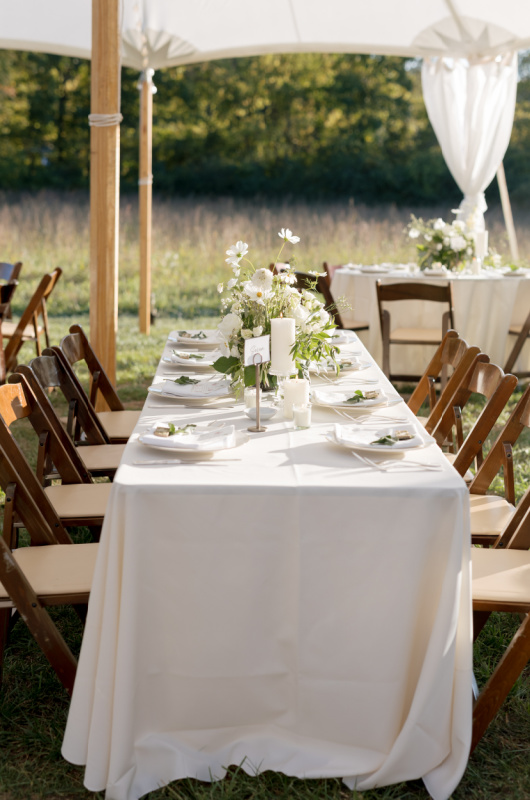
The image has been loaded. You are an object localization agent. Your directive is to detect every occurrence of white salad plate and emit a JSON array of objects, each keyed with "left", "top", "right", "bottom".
[
  {"left": 162, "top": 351, "right": 219, "bottom": 369},
  {"left": 310, "top": 358, "right": 370, "bottom": 375},
  {"left": 312, "top": 385, "right": 401, "bottom": 409},
  {"left": 147, "top": 384, "right": 233, "bottom": 404},
  {"left": 138, "top": 428, "right": 248, "bottom": 457},
  {"left": 168, "top": 331, "right": 222, "bottom": 349},
  {"left": 327, "top": 423, "right": 433, "bottom": 454}
]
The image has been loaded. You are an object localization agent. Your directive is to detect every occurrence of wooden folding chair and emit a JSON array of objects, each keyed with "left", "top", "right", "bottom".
[
  {"left": 3, "top": 267, "right": 62, "bottom": 371},
  {"left": 57, "top": 324, "right": 140, "bottom": 443},
  {"left": 0, "top": 379, "right": 111, "bottom": 534},
  {"left": 407, "top": 330, "right": 482, "bottom": 432},
  {"left": 0, "top": 261, "right": 23, "bottom": 284},
  {"left": 10, "top": 364, "right": 125, "bottom": 480},
  {"left": 375, "top": 280, "right": 455, "bottom": 382},
  {"left": 504, "top": 308, "right": 530, "bottom": 378},
  {"left": 466, "top": 384, "right": 530, "bottom": 546},
  {"left": 470, "top": 510, "right": 530, "bottom": 753},
  {"left": 430, "top": 360, "right": 517, "bottom": 484},
  {"left": 322, "top": 262, "right": 369, "bottom": 331},
  {"left": 0, "top": 442, "right": 97, "bottom": 694}
]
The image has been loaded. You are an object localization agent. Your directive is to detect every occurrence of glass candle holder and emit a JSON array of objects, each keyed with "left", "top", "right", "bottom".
[
  {"left": 293, "top": 402, "right": 312, "bottom": 430},
  {"left": 244, "top": 386, "right": 260, "bottom": 409}
]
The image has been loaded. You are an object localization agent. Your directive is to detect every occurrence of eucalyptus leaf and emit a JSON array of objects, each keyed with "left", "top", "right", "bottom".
[
  {"left": 371, "top": 435, "right": 398, "bottom": 446},
  {"left": 173, "top": 376, "right": 199, "bottom": 385},
  {"left": 346, "top": 390, "right": 365, "bottom": 404}
]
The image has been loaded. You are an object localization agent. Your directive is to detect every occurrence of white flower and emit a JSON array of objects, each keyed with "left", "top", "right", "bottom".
[
  {"left": 241, "top": 328, "right": 253, "bottom": 339},
  {"left": 453, "top": 221, "right": 465, "bottom": 232},
  {"left": 230, "top": 301, "right": 242, "bottom": 314},
  {"left": 278, "top": 228, "right": 300, "bottom": 244},
  {"left": 292, "top": 304, "right": 310, "bottom": 327},
  {"left": 436, "top": 243, "right": 442, "bottom": 251},
  {"left": 253, "top": 326, "right": 263, "bottom": 337},
  {"left": 217, "top": 283, "right": 224, "bottom": 293},
  {"left": 450, "top": 236, "right": 466, "bottom": 252},
  {"left": 433, "top": 218, "right": 445, "bottom": 231},
  {"left": 227, "top": 278, "right": 238, "bottom": 290},
  {"left": 308, "top": 270, "right": 327, "bottom": 277},
  {"left": 408, "top": 228, "right": 420, "bottom": 239},
  {"left": 466, "top": 247, "right": 473, "bottom": 256},
  {"left": 312, "top": 308, "right": 330, "bottom": 330},
  {"left": 443, "top": 237, "right": 450, "bottom": 246},
  {"left": 219, "top": 341, "right": 230, "bottom": 357},
  {"left": 225, "top": 241, "right": 248, "bottom": 265},
  {"left": 250, "top": 268, "right": 273, "bottom": 292},
  {"left": 218, "top": 312, "right": 242, "bottom": 338},
  {"left": 243, "top": 282, "right": 273, "bottom": 305},
  {"left": 230, "top": 345, "right": 240, "bottom": 357},
  {"left": 232, "top": 266, "right": 240, "bottom": 277},
  {"left": 424, "top": 234, "right": 432, "bottom": 242}
]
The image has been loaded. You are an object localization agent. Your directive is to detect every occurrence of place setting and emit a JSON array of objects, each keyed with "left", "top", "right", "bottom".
[{"left": 133, "top": 418, "right": 249, "bottom": 463}]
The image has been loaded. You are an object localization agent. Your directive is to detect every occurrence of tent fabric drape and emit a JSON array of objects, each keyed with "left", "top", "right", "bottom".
[{"left": 421, "top": 53, "right": 518, "bottom": 232}]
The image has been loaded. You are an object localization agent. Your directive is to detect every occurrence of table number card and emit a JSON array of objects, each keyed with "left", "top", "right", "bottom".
[
  {"left": 244, "top": 335, "right": 271, "bottom": 433},
  {"left": 243, "top": 335, "right": 271, "bottom": 367}
]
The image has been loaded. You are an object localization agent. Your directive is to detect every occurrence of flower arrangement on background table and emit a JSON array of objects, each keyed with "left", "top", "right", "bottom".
[
  {"left": 407, "top": 214, "right": 476, "bottom": 271},
  {"left": 214, "top": 228, "right": 339, "bottom": 391}
]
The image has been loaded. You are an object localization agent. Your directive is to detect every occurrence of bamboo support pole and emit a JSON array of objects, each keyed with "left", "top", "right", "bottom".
[
  {"left": 138, "top": 69, "right": 155, "bottom": 334},
  {"left": 496, "top": 162, "right": 519, "bottom": 263},
  {"left": 89, "top": 0, "right": 121, "bottom": 399}
]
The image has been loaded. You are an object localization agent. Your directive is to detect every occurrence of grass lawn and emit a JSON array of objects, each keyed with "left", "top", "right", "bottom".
[{"left": 0, "top": 193, "right": 529, "bottom": 799}]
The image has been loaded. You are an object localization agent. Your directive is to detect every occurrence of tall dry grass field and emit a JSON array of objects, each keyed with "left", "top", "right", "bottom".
[{"left": 1, "top": 191, "right": 528, "bottom": 321}]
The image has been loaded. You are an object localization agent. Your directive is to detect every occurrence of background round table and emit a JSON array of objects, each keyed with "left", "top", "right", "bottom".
[{"left": 331, "top": 267, "right": 530, "bottom": 375}]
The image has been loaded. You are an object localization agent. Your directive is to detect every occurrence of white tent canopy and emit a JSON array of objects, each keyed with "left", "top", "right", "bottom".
[
  {"left": 2, "top": 1, "right": 530, "bottom": 65},
  {"left": 1, "top": 0, "right": 529, "bottom": 375}
]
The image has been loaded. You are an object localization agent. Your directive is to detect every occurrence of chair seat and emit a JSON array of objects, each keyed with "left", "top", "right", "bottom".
[
  {"left": 416, "top": 416, "right": 429, "bottom": 427},
  {"left": 347, "top": 321, "right": 370, "bottom": 331},
  {"left": 1, "top": 319, "right": 43, "bottom": 340},
  {"left": 0, "top": 543, "right": 98, "bottom": 602},
  {"left": 44, "top": 482, "right": 111, "bottom": 520},
  {"left": 469, "top": 493, "right": 515, "bottom": 537},
  {"left": 97, "top": 410, "right": 141, "bottom": 442},
  {"left": 508, "top": 324, "right": 523, "bottom": 335},
  {"left": 78, "top": 444, "right": 126, "bottom": 472},
  {"left": 444, "top": 452, "right": 474, "bottom": 483},
  {"left": 472, "top": 547, "right": 530, "bottom": 607},
  {"left": 390, "top": 327, "right": 442, "bottom": 344}
]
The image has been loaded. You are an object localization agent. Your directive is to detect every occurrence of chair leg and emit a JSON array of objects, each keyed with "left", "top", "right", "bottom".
[
  {"left": 505, "top": 314, "right": 530, "bottom": 374},
  {"left": 381, "top": 310, "right": 390, "bottom": 378},
  {"left": 0, "top": 608, "right": 11, "bottom": 689},
  {"left": 471, "top": 611, "right": 530, "bottom": 754}
]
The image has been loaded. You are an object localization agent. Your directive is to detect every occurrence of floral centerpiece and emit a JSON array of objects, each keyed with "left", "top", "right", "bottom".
[
  {"left": 214, "top": 228, "right": 339, "bottom": 391},
  {"left": 407, "top": 214, "right": 475, "bottom": 271}
]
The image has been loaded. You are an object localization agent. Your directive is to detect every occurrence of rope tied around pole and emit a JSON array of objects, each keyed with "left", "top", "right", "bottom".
[
  {"left": 138, "top": 176, "right": 153, "bottom": 186},
  {"left": 88, "top": 113, "right": 123, "bottom": 127}
]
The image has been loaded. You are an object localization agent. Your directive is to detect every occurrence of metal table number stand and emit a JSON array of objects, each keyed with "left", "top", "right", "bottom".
[{"left": 244, "top": 335, "right": 271, "bottom": 434}]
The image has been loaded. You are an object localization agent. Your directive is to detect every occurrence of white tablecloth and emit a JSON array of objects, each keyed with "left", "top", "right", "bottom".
[
  {"left": 331, "top": 268, "right": 530, "bottom": 375},
  {"left": 62, "top": 333, "right": 472, "bottom": 800}
]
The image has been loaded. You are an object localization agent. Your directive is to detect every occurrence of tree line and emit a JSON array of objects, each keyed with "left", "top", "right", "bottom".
[{"left": 1, "top": 50, "right": 529, "bottom": 204}]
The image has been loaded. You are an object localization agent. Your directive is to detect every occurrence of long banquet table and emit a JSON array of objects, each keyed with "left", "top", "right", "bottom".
[
  {"left": 62, "top": 331, "right": 472, "bottom": 800},
  {"left": 331, "top": 266, "right": 530, "bottom": 375}
]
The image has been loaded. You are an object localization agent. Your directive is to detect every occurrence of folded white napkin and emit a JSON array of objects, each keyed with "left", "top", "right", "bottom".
[
  {"left": 170, "top": 350, "right": 220, "bottom": 366},
  {"left": 330, "top": 330, "right": 358, "bottom": 345},
  {"left": 313, "top": 387, "right": 386, "bottom": 407},
  {"left": 332, "top": 423, "right": 426, "bottom": 449},
  {"left": 140, "top": 423, "right": 236, "bottom": 451},
  {"left": 159, "top": 379, "right": 231, "bottom": 398}
]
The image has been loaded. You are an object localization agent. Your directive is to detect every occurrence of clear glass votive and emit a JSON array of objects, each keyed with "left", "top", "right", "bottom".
[
  {"left": 244, "top": 387, "right": 260, "bottom": 409},
  {"left": 293, "top": 402, "right": 312, "bottom": 430}
]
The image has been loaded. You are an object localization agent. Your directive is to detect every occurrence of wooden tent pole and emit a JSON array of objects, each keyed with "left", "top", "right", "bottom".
[
  {"left": 138, "top": 69, "right": 155, "bottom": 334},
  {"left": 496, "top": 162, "right": 519, "bottom": 263},
  {"left": 90, "top": 0, "right": 121, "bottom": 396}
]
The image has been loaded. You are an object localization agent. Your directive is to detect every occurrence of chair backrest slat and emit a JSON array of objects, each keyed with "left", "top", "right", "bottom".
[{"left": 60, "top": 325, "right": 124, "bottom": 411}]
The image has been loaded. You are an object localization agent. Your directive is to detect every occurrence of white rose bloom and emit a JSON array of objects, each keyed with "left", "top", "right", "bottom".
[
  {"left": 230, "top": 346, "right": 240, "bottom": 357},
  {"left": 230, "top": 302, "right": 241, "bottom": 314},
  {"left": 227, "top": 278, "right": 238, "bottom": 290},
  {"left": 250, "top": 268, "right": 273, "bottom": 292},
  {"left": 450, "top": 236, "right": 466, "bottom": 252},
  {"left": 241, "top": 328, "right": 253, "bottom": 339},
  {"left": 253, "top": 326, "right": 263, "bottom": 337},
  {"left": 314, "top": 308, "right": 330, "bottom": 329},
  {"left": 408, "top": 228, "right": 420, "bottom": 239},
  {"left": 433, "top": 218, "right": 445, "bottom": 231},
  {"left": 218, "top": 312, "right": 243, "bottom": 338},
  {"left": 293, "top": 304, "right": 310, "bottom": 325}
]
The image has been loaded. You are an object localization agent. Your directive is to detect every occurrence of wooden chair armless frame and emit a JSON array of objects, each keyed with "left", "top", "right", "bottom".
[{"left": 60, "top": 324, "right": 124, "bottom": 411}]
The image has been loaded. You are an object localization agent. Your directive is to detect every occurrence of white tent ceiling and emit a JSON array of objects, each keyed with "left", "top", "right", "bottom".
[{"left": 1, "top": 0, "right": 530, "bottom": 70}]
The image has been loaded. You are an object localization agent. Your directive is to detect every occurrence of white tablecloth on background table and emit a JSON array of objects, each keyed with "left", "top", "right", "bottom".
[
  {"left": 62, "top": 333, "right": 472, "bottom": 800},
  {"left": 331, "top": 268, "right": 530, "bottom": 375}
]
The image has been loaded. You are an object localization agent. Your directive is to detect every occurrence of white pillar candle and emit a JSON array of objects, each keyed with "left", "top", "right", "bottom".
[
  {"left": 283, "top": 377, "right": 309, "bottom": 420},
  {"left": 270, "top": 317, "right": 296, "bottom": 375},
  {"left": 244, "top": 387, "right": 260, "bottom": 408},
  {"left": 473, "top": 231, "right": 488, "bottom": 259}
]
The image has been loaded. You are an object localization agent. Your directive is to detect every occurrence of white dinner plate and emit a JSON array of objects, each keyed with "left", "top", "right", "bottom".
[
  {"left": 310, "top": 358, "right": 370, "bottom": 375},
  {"left": 168, "top": 331, "right": 222, "bottom": 349},
  {"left": 360, "top": 265, "right": 389, "bottom": 274},
  {"left": 138, "top": 429, "right": 249, "bottom": 457},
  {"left": 162, "top": 351, "right": 220, "bottom": 369},
  {"left": 501, "top": 268, "right": 528, "bottom": 277},
  {"left": 312, "top": 385, "right": 400, "bottom": 409},
  {"left": 147, "top": 384, "right": 233, "bottom": 404},
  {"left": 327, "top": 423, "right": 433, "bottom": 454}
]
